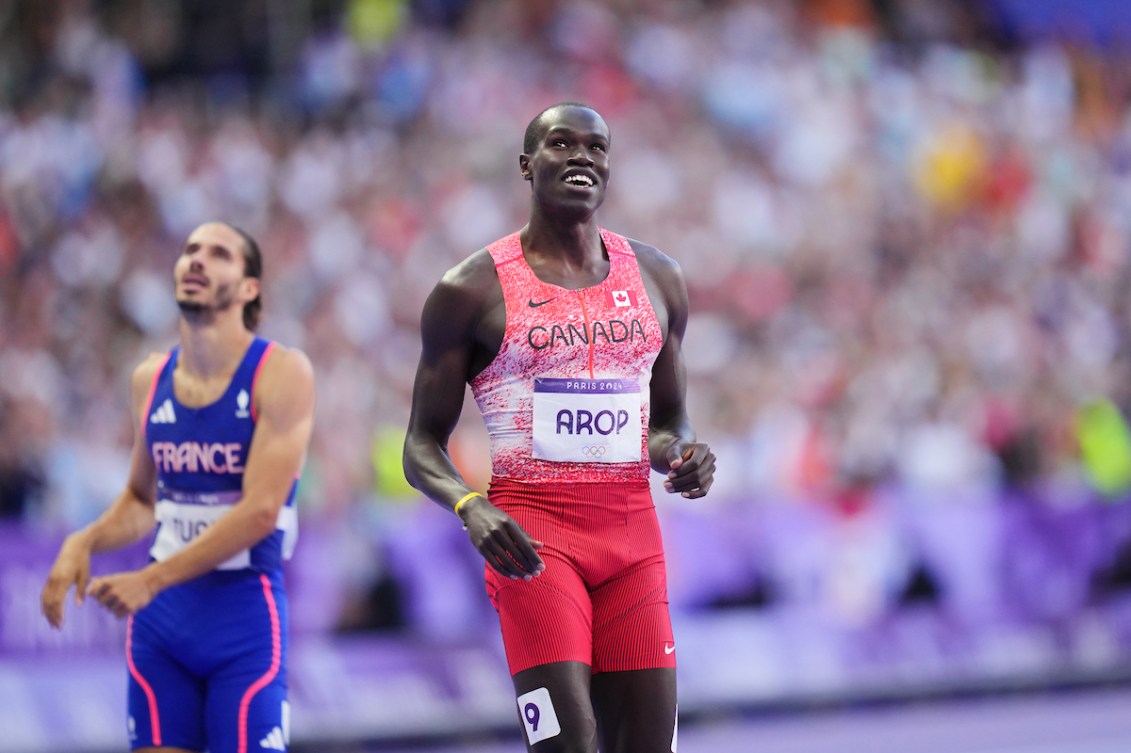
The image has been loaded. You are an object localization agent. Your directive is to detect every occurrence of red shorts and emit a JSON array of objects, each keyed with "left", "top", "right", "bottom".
[{"left": 485, "top": 477, "right": 676, "bottom": 676}]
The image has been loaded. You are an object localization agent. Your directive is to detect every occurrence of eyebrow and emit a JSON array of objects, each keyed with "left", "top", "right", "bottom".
[
  {"left": 544, "top": 126, "right": 609, "bottom": 141},
  {"left": 183, "top": 241, "right": 235, "bottom": 255}
]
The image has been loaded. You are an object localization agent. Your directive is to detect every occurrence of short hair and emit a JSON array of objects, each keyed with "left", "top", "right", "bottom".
[
  {"left": 523, "top": 101, "right": 598, "bottom": 154},
  {"left": 226, "top": 223, "right": 263, "bottom": 331}
]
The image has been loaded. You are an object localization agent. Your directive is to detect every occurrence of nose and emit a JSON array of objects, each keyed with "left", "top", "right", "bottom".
[{"left": 567, "top": 147, "right": 593, "bottom": 166}]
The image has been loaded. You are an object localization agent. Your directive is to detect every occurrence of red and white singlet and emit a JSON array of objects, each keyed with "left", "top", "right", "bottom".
[{"left": 469, "top": 228, "right": 663, "bottom": 483}]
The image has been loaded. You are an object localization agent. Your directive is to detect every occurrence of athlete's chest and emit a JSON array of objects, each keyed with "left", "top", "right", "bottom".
[
  {"left": 492, "top": 277, "right": 661, "bottom": 378},
  {"left": 173, "top": 370, "right": 238, "bottom": 408},
  {"left": 515, "top": 287, "right": 655, "bottom": 349},
  {"left": 146, "top": 368, "right": 256, "bottom": 445}
]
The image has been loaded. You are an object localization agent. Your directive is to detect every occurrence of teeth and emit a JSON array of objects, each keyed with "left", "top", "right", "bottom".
[{"left": 565, "top": 175, "right": 594, "bottom": 186}]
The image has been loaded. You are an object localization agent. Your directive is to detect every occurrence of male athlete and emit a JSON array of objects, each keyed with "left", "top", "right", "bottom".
[
  {"left": 41, "top": 222, "right": 315, "bottom": 753},
  {"left": 403, "top": 102, "right": 716, "bottom": 752}
]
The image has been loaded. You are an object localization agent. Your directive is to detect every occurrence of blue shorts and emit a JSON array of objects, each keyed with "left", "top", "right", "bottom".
[{"left": 125, "top": 569, "right": 289, "bottom": 752}]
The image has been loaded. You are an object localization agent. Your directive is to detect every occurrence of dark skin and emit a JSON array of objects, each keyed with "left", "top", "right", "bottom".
[{"left": 403, "top": 104, "right": 716, "bottom": 752}]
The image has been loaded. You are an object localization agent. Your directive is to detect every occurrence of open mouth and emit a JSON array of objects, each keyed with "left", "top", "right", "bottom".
[{"left": 562, "top": 172, "right": 595, "bottom": 188}]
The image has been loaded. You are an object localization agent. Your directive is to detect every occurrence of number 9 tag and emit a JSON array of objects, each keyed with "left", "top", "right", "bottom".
[{"left": 516, "top": 687, "right": 561, "bottom": 744}]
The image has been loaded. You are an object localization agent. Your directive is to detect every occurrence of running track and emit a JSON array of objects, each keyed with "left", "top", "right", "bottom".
[{"left": 331, "top": 685, "right": 1131, "bottom": 753}]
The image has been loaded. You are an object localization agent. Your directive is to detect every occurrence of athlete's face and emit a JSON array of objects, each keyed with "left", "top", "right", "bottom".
[
  {"left": 520, "top": 106, "right": 610, "bottom": 219},
  {"left": 174, "top": 223, "right": 259, "bottom": 321}
]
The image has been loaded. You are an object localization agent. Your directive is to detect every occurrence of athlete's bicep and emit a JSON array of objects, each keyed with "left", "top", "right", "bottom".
[
  {"left": 242, "top": 348, "right": 316, "bottom": 514},
  {"left": 644, "top": 253, "right": 692, "bottom": 432},
  {"left": 122, "top": 432, "right": 158, "bottom": 508},
  {"left": 408, "top": 358, "right": 469, "bottom": 446},
  {"left": 649, "top": 326, "right": 690, "bottom": 433},
  {"left": 408, "top": 279, "right": 482, "bottom": 440}
]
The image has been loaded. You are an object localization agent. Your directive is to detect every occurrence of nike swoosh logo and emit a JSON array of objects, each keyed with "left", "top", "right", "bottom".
[
  {"left": 528, "top": 298, "right": 554, "bottom": 308},
  {"left": 664, "top": 644, "right": 676, "bottom": 654}
]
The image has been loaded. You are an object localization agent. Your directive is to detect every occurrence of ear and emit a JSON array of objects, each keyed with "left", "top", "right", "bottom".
[
  {"left": 518, "top": 154, "right": 532, "bottom": 181},
  {"left": 241, "top": 276, "right": 261, "bottom": 304}
]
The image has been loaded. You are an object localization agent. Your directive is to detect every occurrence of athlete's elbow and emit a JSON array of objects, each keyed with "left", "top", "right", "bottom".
[
  {"left": 401, "top": 441, "right": 428, "bottom": 492},
  {"left": 246, "top": 504, "right": 282, "bottom": 541},
  {"left": 402, "top": 462, "right": 425, "bottom": 494}
]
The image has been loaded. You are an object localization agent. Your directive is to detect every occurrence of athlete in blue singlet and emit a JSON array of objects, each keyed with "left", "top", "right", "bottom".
[{"left": 41, "top": 222, "right": 316, "bottom": 753}]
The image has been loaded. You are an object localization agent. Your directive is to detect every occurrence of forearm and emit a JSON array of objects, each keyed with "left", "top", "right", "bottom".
[
  {"left": 73, "top": 490, "right": 156, "bottom": 555},
  {"left": 403, "top": 435, "right": 477, "bottom": 512},
  {"left": 142, "top": 501, "right": 279, "bottom": 591}
]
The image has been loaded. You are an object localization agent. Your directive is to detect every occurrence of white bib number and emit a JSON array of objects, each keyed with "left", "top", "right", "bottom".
[
  {"left": 149, "top": 490, "right": 298, "bottom": 570},
  {"left": 151, "top": 499, "right": 250, "bottom": 570},
  {"left": 532, "top": 377, "right": 641, "bottom": 463}
]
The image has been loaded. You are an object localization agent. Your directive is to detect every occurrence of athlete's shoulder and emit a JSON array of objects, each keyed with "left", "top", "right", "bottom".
[
  {"left": 260, "top": 342, "right": 314, "bottom": 388},
  {"left": 429, "top": 246, "right": 502, "bottom": 319},
  {"left": 440, "top": 246, "right": 498, "bottom": 289},
  {"left": 128, "top": 351, "right": 171, "bottom": 413},
  {"left": 255, "top": 342, "right": 316, "bottom": 418},
  {"left": 130, "top": 351, "right": 169, "bottom": 390},
  {"left": 623, "top": 237, "right": 688, "bottom": 324},
  {"left": 623, "top": 236, "right": 683, "bottom": 280}
]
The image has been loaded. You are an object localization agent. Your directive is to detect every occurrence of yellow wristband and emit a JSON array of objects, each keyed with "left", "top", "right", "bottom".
[{"left": 453, "top": 491, "right": 483, "bottom": 516}]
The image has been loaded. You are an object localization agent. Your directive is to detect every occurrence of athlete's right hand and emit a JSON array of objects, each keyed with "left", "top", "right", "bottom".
[
  {"left": 459, "top": 495, "right": 545, "bottom": 580},
  {"left": 40, "top": 536, "right": 93, "bottom": 629}
]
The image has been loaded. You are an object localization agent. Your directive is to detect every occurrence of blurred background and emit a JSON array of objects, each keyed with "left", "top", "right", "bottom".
[{"left": 2, "top": 0, "right": 1131, "bottom": 751}]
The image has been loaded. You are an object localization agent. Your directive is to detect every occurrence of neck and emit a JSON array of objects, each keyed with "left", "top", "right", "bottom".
[
  {"left": 177, "top": 315, "right": 254, "bottom": 379},
  {"left": 522, "top": 212, "right": 603, "bottom": 265}
]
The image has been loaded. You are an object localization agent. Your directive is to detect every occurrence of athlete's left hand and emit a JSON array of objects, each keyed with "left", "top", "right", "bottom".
[
  {"left": 663, "top": 442, "right": 716, "bottom": 499},
  {"left": 87, "top": 569, "right": 158, "bottom": 618}
]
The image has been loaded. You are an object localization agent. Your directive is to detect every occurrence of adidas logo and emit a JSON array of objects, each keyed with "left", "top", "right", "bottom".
[
  {"left": 149, "top": 398, "right": 176, "bottom": 424},
  {"left": 259, "top": 726, "right": 286, "bottom": 750}
]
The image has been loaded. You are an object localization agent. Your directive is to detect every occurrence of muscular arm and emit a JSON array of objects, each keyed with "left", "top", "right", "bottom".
[
  {"left": 635, "top": 241, "right": 716, "bottom": 498},
  {"left": 41, "top": 356, "right": 162, "bottom": 627},
  {"left": 402, "top": 263, "right": 485, "bottom": 511},
  {"left": 403, "top": 254, "right": 545, "bottom": 579}
]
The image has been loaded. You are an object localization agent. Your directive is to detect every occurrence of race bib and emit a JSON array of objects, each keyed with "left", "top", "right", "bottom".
[
  {"left": 149, "top": 489, "right": 298, "bottom": 569},
  {"left": 532, "top": 377, "right": 642, "bottom": 463},
  {"left": 151, "top": 495, "right": 250, "bottom": 570}
]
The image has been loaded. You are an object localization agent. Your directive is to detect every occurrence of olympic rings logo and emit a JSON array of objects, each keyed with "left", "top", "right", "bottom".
[{"left": 581, "top": 446, "right": 608, "bottom": 458}]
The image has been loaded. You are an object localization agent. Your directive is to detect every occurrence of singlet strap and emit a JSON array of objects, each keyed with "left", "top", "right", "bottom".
[
  {"left": 231, "top": 337, "right": 272, "bottom": 384},
  {"left": 248, "top": 340, "right": 276, "bottom": 422},
  {"left": 139, "top": 351, "right": 175, "bottom": 436},
  {"left": 598, "top": 228, "right": 636, "bottom": 258}
]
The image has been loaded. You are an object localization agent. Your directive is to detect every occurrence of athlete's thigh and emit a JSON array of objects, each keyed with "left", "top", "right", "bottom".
[
  {"left": 205, "top": 660, "right": 289, "bottom": 753},
  {"left": 127, "top": 615, "right": 206, "bottom": 752},
  {"left": 591, "top": 668, "right": 677, "bottom": 753},
  {"left": 203, "top": 572, "right": 289, "bottom": 746},
  {"left": 590, "top": 554, "right": 675, "bottom": 673},
  {"left": 488, "top": 549, "right": 594, "bottom": 675},
  {"left": 203, "top": 605, "right": 289, "bottom": 751},
  {"left": 512, "top": 660, "right": 597, "bottom": 753}
]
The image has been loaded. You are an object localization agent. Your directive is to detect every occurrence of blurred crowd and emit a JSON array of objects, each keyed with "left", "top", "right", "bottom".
[{"left": 2, "top": 0, "right": 1131, "bottom": 547}]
